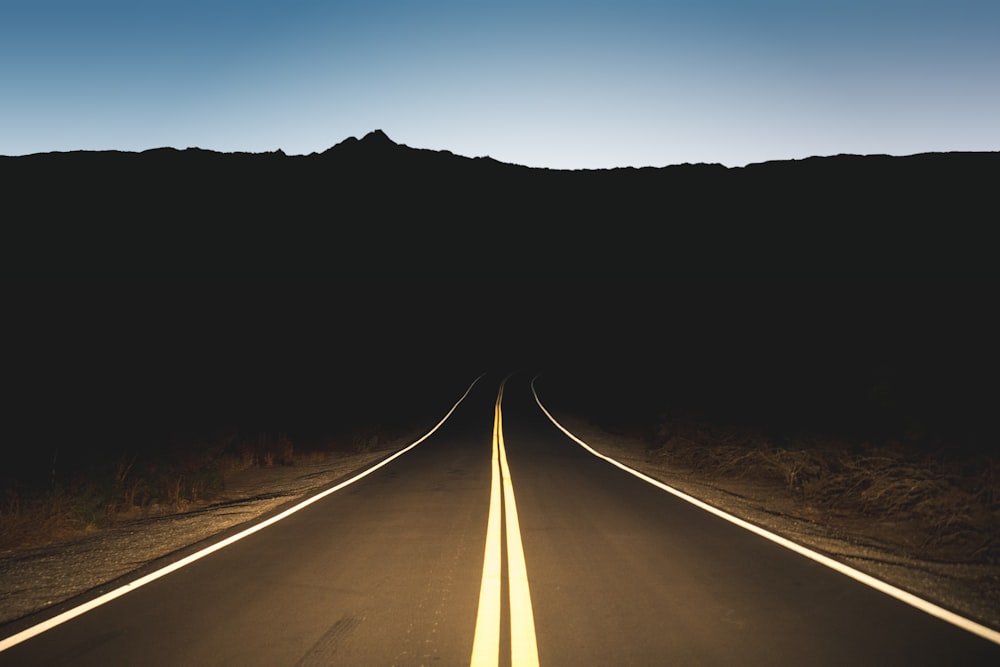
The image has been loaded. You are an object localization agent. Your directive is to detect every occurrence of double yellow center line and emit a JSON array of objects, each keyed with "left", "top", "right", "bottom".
[{"left": 470, "top": 381, "right": 539, "bottom": 667}]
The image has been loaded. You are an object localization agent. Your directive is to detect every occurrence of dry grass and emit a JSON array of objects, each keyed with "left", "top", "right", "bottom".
[
  {"left": 650, "top": 418, "right": 1000, "bottom": 563},
  {"left": 0, "top": 430, "right": 339, "bottom": 551}
]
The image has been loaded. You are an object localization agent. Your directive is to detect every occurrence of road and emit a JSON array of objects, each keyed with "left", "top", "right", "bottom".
[{"left": 2, "top": 373, "right": 998, "bottom": 665}]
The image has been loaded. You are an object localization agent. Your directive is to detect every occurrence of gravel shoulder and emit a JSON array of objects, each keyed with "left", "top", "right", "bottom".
[{"left": 0, "top": 446, "right": 400, "bottom": 629}]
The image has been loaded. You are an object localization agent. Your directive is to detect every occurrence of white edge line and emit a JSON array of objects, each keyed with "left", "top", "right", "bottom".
[
  {"left": 0, "top": 375, "right": 485, "bottom": 654},
  {"left": 530, "top": 376, "right": 1000, "bottom": 647}
]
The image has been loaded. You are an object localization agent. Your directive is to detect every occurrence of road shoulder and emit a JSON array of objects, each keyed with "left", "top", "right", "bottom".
[
  {"left": 0, "top": 446, "right": 400, "bottom": 629},
  {"left": 547, "top": 411, "right": 1000, "bottom": 633}
]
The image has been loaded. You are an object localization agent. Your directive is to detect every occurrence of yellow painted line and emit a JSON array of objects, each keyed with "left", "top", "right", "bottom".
[
  {"left": 471, "top": 381, "right": 539, "bottom": 667},
  {"left": 469, "top": 394, "right": 503, "bottom": 665},
  {"left": 497, "top": 386, "right": 540, "bottom": 667}
]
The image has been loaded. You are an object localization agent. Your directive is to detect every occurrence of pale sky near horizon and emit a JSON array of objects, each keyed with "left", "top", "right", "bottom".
[{"left": 2, "top": 1, "right": 998, "bottom": 169}]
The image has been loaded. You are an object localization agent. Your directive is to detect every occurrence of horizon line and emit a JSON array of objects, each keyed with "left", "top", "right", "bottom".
[{"left": 3, "top": 130, "right": 997, "bottom": 171}]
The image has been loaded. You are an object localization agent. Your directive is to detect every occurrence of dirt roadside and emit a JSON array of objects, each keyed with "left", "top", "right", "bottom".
[
  {"left": 0, "top": 446, "right": 400, "bottom": 628},
  {"left": 548, "top": 412, "right": 1000, "bottom": 633}
]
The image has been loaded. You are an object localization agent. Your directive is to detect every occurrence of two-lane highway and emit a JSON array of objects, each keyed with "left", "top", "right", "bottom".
[{"left": 2, "top": 373, "right": 998, "bottom": 665}]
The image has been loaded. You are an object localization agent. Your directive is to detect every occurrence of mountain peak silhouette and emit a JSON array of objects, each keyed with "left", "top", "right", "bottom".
[
  {"left": 321, "top": 129, "right": 400, "bottom": 158},
  {"left": 360, "top": 129, "right": 394, "bottom": 145}
]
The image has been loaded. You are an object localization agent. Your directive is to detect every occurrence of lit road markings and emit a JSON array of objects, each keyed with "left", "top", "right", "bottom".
[
  {"left": 498, "top": 400, "right": 539, "bottom": 666},
  {"left": 470, "top": 402, "right": 503, "bottom": 664},
  {"left": 471, "top": 381, "right": 539, "bottom": 667}
]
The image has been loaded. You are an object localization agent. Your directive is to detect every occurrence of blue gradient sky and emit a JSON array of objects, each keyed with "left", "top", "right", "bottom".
[{"left": 3, "top": 1, "right": 998, "bottom": 168}]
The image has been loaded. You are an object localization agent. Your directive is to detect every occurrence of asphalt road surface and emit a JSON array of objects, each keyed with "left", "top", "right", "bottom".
[{"left": 2, "top": 373, "right": 998, "bottom": 665}]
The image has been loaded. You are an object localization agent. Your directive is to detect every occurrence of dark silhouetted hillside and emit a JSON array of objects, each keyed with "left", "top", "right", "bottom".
[
  {"left": 4, "top": 130, "right": 997, "bottom": 282},
  {"left": 2, "top": 133, "right": 998, "bottom": 501}
]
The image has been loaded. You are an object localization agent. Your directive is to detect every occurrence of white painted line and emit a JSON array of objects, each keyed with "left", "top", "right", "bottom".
[
  {"left": 530, "top": 376, "right": 1000, "bottom": 647},
  {"left": 0, "top": 376, "right": 484, "bottom": 654},
  {"left": 471, "top": 380, "right": 540, "bottom": 667}
]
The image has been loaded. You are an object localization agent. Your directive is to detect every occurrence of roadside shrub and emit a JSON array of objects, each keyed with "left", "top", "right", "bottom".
[
  {"left": 0, "top": 428, "right": 307, "bottom": 549},
  {"left": 349, "top": 425, "right": 383, "bottom": 453}
]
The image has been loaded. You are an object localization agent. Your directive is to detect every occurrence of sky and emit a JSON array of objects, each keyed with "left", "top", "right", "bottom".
[{"left": 2, "top": 1, "right": 998, "bottom": 169}]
